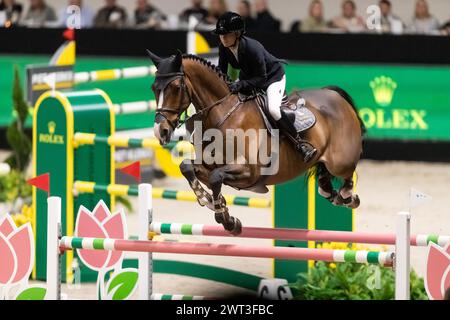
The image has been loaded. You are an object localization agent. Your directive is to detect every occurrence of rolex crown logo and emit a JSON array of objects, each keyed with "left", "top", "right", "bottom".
[
  {"left": 48, "top": 121, "right": 56, "bottom": 134},
  {"left": 370, "top": 76, "right": 397, "bottom": 107}
]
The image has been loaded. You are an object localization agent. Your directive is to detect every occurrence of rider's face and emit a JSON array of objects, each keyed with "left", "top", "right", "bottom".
[{"left": 220, "top": 32, "right": 238, "bottom": 47}]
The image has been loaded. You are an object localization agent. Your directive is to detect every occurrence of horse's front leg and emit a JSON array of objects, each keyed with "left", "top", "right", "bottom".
[
  {"left": 179, "top": 159, "right": 215, "bottom": 210},
  {"left": 209, "top": 165, "right": 253, "bottom": 235}
]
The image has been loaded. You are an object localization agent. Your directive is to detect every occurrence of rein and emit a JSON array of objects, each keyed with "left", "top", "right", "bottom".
[{"left": 156, "top": 69, "right": 241, "bottom": 130}]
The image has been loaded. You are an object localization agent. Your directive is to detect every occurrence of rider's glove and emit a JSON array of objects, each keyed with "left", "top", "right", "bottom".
[{"left": 229, "top": 81, "right": 242, "bottom": 93}]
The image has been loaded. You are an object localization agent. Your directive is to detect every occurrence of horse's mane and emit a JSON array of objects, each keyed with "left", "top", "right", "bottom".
[{"left": 182, "top": 54, "right": 231, "bottom": 83}]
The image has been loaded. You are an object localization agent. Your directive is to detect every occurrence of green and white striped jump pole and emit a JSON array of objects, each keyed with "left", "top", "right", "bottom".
[
  {"left": 149, "top": 221, "right": 449, "bottom": 247},
  {"left": 59, "top": 237, "right": 394, "bottom": 266}
]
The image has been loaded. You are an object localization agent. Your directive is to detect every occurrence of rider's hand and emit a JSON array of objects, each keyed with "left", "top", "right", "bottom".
[{"left": 229, "top": 81, "right": 242, "bottom": 93}]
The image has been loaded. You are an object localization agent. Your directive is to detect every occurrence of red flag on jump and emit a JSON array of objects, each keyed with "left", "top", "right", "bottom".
[
  {"left": 120, "top": 161, "right": 141, "bottom": 183},
  {"left": 27, "top": 173, "right": 50, "bottom": 197},
  {"left": 63, "top": 28, "right": 75, "bottom": 41}
]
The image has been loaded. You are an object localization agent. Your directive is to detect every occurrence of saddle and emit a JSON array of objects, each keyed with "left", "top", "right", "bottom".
[{"left": 239, "top": 91, "right": 316, "bottom": 137}]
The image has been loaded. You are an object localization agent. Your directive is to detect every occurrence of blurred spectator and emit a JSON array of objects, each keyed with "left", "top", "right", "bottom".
[
  {"left": 254, "top": 0, "right": 280, "bottom": 32},
  {"left": 180, "top": 0, "right": 208, "bottom": 23},
  {"left": 0, "top": 0, "right": 23, "bottom": 27},
  {"left": 237, "top": 0, "right": 255, "bottom": 31},
  {"left": 408, "top": 0, "right": 440, "bottom": 34},
  {"left": 205, "top": 0, "right": 227, "bottom": 25},
  {"left": 294, "top": 0, "right": 327, "bottom": 33},
  {"left": 379, "top": 0, "right": 404, "bottom": 34},
  {"left": 22, "top": 0, "right": 57, "bottom": 27},
  {"left": 58, "top": 0, "right": 94, "bottom": 29},
  {"left": 134, "top": 0, "right": 166, "bottom": 29},
  {"left": 330, "top": 0, "right": 365, "bottom": 32},
  {"left": 94, "top": 0, "right": 127, "bottom": 28},
  {"left": 289, "top": 20, "right": 301, "bottom": 33},
  {"left": 440, "top": 20, "right": 450, "bottom": 36}
]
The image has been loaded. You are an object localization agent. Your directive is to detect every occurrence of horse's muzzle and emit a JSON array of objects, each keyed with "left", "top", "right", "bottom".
[{"left": 154, "top": 122, "right": 172, "bottom": 145}]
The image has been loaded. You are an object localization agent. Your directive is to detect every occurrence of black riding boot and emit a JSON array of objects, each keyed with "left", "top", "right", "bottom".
[{"left": 276, "top": 110, "right": 317, "bottom": 163}]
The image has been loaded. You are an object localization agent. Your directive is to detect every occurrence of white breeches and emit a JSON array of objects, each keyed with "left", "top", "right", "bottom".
[{"left": 266, "top": 75, "right": 286, "bottom": 121}]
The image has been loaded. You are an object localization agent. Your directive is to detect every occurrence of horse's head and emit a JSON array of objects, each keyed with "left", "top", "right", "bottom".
[{"left": 147, "top": 50, "right": 192, "bottom": 145}]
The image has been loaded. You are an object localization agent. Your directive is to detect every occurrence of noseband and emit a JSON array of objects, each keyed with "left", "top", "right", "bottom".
[{"left": 154, "top": 71, "right": 192, "bottom": 130}]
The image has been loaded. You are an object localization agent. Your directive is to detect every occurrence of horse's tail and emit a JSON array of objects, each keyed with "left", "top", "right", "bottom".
[{"left": 323, "top": 85, "right": 366, "bottom": 135}]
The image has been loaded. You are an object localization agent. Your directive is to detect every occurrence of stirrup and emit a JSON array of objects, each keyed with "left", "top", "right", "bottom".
[
  {"left": 296, "top": 140, "right": 317, "bottom": 163},
  {"left": 302, "top": 147, "right": 317, "bottom": 163}
]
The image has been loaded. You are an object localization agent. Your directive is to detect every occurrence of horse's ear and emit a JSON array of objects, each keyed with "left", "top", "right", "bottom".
[
  {"left": 146, "top": 49, "right": 161, "bottom": 68},
  {"left": 173, "top": 50, "right": 183, "bottom": 71}
]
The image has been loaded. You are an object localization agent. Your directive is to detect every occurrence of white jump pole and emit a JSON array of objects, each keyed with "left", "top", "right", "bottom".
[
  {"left": 395, "top": 212, "right": 411, "bottom": 300},
  {"left": 187, "top": 16, "right": 198, "bottom": 55},
  {"left": 46, "top": 196, "right": 61, "bottom": 300},
  {"left": 138, "top": 184, "right": 152, "bottom": 300}
]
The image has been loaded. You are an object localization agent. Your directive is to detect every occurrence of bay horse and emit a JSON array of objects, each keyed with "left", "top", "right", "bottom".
[{"left": 147, "top": 50, "right": 365, "bottom": 235}]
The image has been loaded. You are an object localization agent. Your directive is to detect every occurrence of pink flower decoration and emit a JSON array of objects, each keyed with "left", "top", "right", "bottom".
[
  {"left": 0, "top": 214, "right": 34, "bottom": 285},
  {"left": 75, "top": 201, "right": 127, "bottom": 271},
  {"left": 425, "top": 243, "right": 450, "bottom": 300}
]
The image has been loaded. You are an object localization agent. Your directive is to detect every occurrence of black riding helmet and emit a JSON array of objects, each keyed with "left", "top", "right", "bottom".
[{"left": 213, "top": 12, "right": 245, "bottom": 35}]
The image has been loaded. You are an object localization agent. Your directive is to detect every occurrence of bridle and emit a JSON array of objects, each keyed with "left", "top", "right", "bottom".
[
  {"left": 154, "top": 70, "right": 192, "bottom": 131},
  {"left": 154, "top": 69, "right": 237, "bottom": 130}
]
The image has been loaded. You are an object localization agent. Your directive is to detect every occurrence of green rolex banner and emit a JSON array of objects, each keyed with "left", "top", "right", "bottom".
[{"left": 285, "top": 63, "right": 450, "bottom": 141}]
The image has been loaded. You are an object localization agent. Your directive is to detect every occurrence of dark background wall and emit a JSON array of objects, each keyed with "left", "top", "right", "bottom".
[
  {"left": 1, "top": 28, "right": 449, "bottom": 162},
  {"left": 1, "top": 28, "right": 449, "bottom": 64}
]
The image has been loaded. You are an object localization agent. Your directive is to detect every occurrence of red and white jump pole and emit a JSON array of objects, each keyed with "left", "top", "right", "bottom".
[{"left": 149, "top": 221, "right": 449, "bottom": 247}]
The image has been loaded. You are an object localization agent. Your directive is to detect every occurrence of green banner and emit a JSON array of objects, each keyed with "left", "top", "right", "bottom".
[
  {"left": 286, "top": 63, "right": 450, "bottom": 141},
  {"left": 2, "top": 55, "right": 449, "bottom": 141}
]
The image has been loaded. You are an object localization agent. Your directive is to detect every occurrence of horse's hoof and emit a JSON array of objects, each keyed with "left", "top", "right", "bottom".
[
  {"left": 332, "top": 194, "right": 344, "bottom": 206},
  {"left": 347, "top": 195, "right": 360, "bottom": 209},
  {"left": 326, "top": 190, "right": 338, "bottom": 204},
  {"left": 230, "top": 218, "right": 242, "bottom": 236},
  {"left": 215, "top": 212, "right": 224, "bottom": 224},
  {"left": 224, "top": 217, "right": 242, "bottom": 236}
]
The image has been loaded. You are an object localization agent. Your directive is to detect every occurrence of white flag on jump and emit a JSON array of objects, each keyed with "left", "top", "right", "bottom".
[{"left": 409, "top": 188, "right": 432, "bottom": 208}]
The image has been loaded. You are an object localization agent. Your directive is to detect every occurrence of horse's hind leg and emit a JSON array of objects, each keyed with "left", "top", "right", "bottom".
[
  {"left": 317, "top": 167, "right": 338, "bottom": 203},
  {"left": 333, "top": 176, "right": 360, "bottom": 209}
]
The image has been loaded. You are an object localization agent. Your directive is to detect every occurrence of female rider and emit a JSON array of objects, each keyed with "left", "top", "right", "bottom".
[{"left": 214, "top": 11, "right": 317, "bottom": 163}]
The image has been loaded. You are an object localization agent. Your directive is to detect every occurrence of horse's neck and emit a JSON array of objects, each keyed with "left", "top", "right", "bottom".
[{"left": 184, "top": 61, "right": 229, "bottom": 111}]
